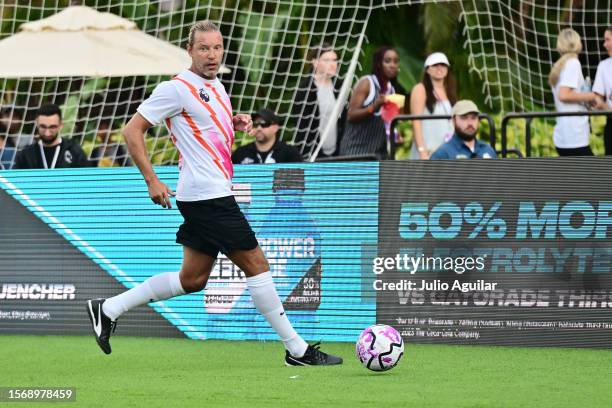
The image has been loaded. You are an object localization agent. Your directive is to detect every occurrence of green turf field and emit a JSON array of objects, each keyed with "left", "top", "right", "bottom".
[{"left": 1, "top": 335, "right": 611, "bottom": 408}]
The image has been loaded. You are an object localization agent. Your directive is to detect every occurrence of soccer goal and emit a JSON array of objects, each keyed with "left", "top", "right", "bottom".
[{"left": 1, "top": 1, "right": 610, "bottom": 166}]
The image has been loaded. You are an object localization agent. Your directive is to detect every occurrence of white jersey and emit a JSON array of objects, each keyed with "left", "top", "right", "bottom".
[{"left": 138, "top": 69, "right": 234, "bottom": 201}]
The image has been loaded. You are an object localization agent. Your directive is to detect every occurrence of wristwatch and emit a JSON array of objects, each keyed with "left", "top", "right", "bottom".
[{"left": 417, "top": 146, "right": 426, "bottom": 153}]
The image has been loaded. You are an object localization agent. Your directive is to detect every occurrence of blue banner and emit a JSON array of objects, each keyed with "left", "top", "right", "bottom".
[{"left": 0, "top": 163, "right": 377, "bottom": 341}]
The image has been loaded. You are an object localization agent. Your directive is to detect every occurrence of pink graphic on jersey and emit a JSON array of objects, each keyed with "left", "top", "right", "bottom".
[
  {"left": 181, "top": 111, "right": 230, "bottom": 180},
  {"left": 205, "top": 83, "right": 234, "bottom": 149},
  {"left": 207, "top": 129, "right": 233, "bottom": 178}
]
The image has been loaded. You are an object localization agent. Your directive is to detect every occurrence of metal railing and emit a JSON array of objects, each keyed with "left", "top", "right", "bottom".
[{"left": 501, "top": 110, "right": 611, "bottom": 158}]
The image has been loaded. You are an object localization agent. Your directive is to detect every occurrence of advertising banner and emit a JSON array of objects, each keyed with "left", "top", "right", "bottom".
[
  {"left": 0, "top": 186, "right": 184, "bottom": 337},
  {"left": 0, "top": 163, "right": 377, "bottom": 341},
  {"left": 3, "top": 157, "right": 610, "bottom": 347},
  {"left": 377, "top": 158, "right": 612, "bottom": 347}
]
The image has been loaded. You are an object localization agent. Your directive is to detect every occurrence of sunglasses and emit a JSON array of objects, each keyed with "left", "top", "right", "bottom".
[{"left": 253, "top": 121, "right": 272, "bottom": 128}]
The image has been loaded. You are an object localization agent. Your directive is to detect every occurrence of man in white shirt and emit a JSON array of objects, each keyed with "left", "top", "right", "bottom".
[
  {"left": 86, "top": 20, "right": 341, "bottom": 367},
  {"left": 594, "top": 27, "right": 612, "bottom": 155}
]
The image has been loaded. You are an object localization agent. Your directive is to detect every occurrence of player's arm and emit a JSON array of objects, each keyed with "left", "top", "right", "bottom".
[{"left": 123, "top": 113, "right": 175, "bottom": 208}]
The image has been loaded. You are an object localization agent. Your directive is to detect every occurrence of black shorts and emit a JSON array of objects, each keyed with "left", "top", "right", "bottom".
[{"left": 176, "top": 195, "right": 258, "bottom": 257}]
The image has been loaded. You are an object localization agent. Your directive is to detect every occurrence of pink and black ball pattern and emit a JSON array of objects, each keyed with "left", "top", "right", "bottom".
[{"left": 355, "top": 324, "right": 404, "bottom": 371}]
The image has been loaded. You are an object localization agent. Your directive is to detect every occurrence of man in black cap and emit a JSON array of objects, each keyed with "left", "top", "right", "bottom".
[{"left": 232, "top": 108, "right": 303, "bottom": 164}]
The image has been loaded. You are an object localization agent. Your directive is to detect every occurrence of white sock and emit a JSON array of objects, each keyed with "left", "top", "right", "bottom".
[
  {"left": 247, "top": 272, "right": 308, "bottom": 358},
  {"left": 102, "top": 272, "right": 186, "bottom": 321}
]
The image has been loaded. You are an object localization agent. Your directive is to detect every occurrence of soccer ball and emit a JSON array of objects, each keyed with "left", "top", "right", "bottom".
[{"left": 355, "top": 324, "right": 404, "bottom": 371}]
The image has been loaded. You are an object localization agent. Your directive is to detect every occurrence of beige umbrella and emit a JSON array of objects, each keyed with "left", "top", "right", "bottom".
[{"left": 0, "top": 6, "right": 230, "bottom": 77}]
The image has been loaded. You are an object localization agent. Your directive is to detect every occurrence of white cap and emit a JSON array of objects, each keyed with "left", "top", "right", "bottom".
[{"left": 424, "top": 52, "right": 450, "bottom": 68}]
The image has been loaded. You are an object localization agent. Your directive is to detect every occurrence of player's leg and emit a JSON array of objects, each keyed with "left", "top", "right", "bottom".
[
  {"left": 227, "top": 246, "right": 308, "bottom": 355},
  {"left": 87, "top": 246, "right": 216, "bottom": 354},
  {"left": 228, "top": 246, "right": 342, "bottom": 366}
]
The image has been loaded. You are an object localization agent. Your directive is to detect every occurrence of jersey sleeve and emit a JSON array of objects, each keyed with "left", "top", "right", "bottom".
[
  {"left": 137, "top": 81, "right": 182, "bottom": 126},
  {"left": 558, "top": 59, "right": 583, "bottom": 90}
]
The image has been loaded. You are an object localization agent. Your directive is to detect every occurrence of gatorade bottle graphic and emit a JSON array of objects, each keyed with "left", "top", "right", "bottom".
[{"left": 258, "top": 168, "right": 322, "bottom": 338}]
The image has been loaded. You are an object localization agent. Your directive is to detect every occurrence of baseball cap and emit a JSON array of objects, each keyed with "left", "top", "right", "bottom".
[
  {"left": 452, "top": 100, "right": 480, "bottom": 117},
  {"left": 424, "top": 52, "right": 450, "bottom": 68},
  {"left": 252, "top": 108, "right": 281, "bottom": 124}
]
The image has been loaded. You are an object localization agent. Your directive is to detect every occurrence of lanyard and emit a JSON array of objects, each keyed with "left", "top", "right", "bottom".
[
  {"left": 38, "top": 139, "right": 61, "bottom": 169},
  {"left": 257, "top": 150, "right": 275, "bottom": 164}
]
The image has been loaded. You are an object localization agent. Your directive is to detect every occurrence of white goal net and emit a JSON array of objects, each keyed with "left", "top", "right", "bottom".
[
  {"left": 461, "top": 0, "right": 612, "bottom": 113},
  {"left": 1, "top": 0, "right": 610, "bottom": 168}
]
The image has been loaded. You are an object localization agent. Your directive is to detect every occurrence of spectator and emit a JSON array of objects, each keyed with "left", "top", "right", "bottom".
[
  {"left": 430, "top": 100, "right": 496, "bottom": 160},
  {"left": 13, "top": 103, "right": 89, "bottom": 169},
  {"left": 0, "top": 133, "right": 16, "bottom": 170},
  {"left": 0, "top": 106, "right": 33, "bottom": 149},
  {"left": 593, "top": 26, "right": 612, "bottom": 155},
  {"left": 548, "top": 28, "right": 599, "bottom": 157},
  {"left": 90, "top": 121, "right": 132, "bottom": 167},
  {"left": 339, "top": 46, "right": 404, "bottom": 159},
  {"left": 293, "top": 43, "right": 346, "bottom": 159},
  {"left": 409, "top": 52, "right": 457, "bottom": 159},
  {"left": 232, "top": 108, "right": 302, "bottom": 164}
]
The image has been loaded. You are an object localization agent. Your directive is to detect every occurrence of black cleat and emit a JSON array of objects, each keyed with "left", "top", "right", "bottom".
[
  {"left": 86, "top": 299, "right": 116, "bottom": 355},
  {"left": 285, "top": 342, "right": 343, "bottom": 366}
]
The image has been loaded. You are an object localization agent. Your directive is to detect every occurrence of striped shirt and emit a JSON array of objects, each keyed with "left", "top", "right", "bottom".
[{"left": 138, "top": 70, "right": 234, "bottom": 201}]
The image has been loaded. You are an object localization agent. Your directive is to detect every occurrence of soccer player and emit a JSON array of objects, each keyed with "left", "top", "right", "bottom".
[{"left": 86, "top": 20, "right": 342, "bottom": 366}]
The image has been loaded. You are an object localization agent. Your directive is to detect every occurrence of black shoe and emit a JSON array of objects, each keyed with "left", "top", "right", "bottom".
[
  {"left": 285, "top": 342, "right": 343, "bottom": 366},
  {"left": 86, "top": 298, "right": 116, "bottom": 355}
]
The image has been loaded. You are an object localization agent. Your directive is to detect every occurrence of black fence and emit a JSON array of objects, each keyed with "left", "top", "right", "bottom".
[
  {"left": 501, "top": 110, "right": 611, "bottom": 158},
  {"left": 390, "top": 110, "right": 610, "bottom": 159}
]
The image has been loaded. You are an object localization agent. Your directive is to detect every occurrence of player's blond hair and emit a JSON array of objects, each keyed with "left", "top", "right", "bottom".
[
  {"left": 188, "top": 20, "right": 221, "bottom": 48},
  {"left": 549, "top": 28, "right": 582, "bottom": 87}
]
